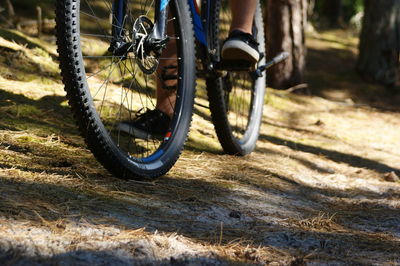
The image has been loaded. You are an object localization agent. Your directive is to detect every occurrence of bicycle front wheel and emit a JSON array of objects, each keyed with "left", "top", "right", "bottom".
[
  {"left": 207, "top": 0, "right": 266, "bottom": 155},
  {"left": 56, "top": 0, "right": 195, "bottom": 179}
]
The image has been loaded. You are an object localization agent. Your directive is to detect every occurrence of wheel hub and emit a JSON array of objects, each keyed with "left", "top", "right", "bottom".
[{"left": 132, "top": 16, "right": 159, "bottom": 74}]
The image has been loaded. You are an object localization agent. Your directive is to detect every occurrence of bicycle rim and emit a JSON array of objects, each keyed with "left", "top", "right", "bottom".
[
  {"left": 207, "top": 0, "right": 266, "bottom": 155},
  {"left": 56, "top": 0, "right": 195, "bottom": 178}
]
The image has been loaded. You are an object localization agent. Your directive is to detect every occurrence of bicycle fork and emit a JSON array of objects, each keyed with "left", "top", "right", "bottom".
[{"left": 109, "top": 0, "right": 170, "bottom": 57}]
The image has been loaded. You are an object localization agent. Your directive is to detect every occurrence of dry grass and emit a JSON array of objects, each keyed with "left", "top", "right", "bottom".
[{"left": 0, "top": 28, "right": 400, "bottom": 265}]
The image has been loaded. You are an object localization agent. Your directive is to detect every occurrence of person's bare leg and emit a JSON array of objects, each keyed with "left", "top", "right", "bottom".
[
  {"left": 155, "top": 14, "right": 177, "bottom": 118},
  {"left": 157, "top": 1, "right": 257, "bottom": 117},
  {"left": 222, "top": 0, "right": 259, "bottom": 65},
  {"left": 229, "top": 0, "right": 257, "bottom": 34},
  {"left": 156, "top": 41, "right": 177, "bottom": 118}
]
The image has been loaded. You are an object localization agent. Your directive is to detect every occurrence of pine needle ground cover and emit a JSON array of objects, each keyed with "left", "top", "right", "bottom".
[{"left": 0, "top": 29, "right": 399, "bottom": 265}]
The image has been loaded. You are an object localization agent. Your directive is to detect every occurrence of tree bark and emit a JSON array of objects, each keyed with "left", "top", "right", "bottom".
[
  {"left": 357, "top": 0, "right": 400, "bottom": 87},
  {"left": 6, "top": 0, "right": 15, "bottom": 19},
  {"left": 264, "top": 0, "right": 307, "bottom": 90}
]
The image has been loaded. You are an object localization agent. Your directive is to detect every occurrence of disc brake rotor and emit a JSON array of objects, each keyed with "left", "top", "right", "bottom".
[{"left": 132, "top": 16, "right": 159, "bottom": 74}]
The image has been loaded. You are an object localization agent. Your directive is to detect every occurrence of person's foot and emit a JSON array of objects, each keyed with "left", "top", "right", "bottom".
[
  {"left": 117, "top": 109, "right": 170, "bottom": 140},
  {"left": 221, "top": 30, "right": 259, "bottom": 68}
]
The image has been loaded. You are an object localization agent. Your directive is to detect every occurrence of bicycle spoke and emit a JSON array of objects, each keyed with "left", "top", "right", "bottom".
[
  {"left": 80, "top": 10, "right": 127, "bottom": 34},
  {"left": 81, "top": 33, "right": 113, "bottom": 39},
  {"left": 81, "top": 0, "right": 181, "bottom": 156},
  {"left": 57, "top": 0, "right": 195, "bottom": 178},
  {"left": 81, "top": 0, "right": 111, "bottom": 37},
  {"left": 86, "top": 61, "right": 115, "bottom": 79}
]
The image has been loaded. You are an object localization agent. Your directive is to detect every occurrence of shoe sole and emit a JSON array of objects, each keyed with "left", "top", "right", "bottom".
[{"left": 222, "top": 40, "right": 260, "bottom": 64}]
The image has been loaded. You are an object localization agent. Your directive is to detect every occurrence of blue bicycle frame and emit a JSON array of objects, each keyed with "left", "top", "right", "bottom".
[
  {"left": 112, "top": 0, "right": 210, "bottom": 51},
  {"left": 111, "top": 0, "right": 289, "bottom": 76},
  {"left": 187, "top": 0, "right": 207, "bottom": 46}
]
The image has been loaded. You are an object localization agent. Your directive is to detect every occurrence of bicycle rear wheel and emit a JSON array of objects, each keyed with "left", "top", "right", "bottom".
[
  {"left": 207, "top": 0, "right": 266, "bottom": 155},
  {"left": 56, "top": 0, "right": 195, "bottom": 179}
]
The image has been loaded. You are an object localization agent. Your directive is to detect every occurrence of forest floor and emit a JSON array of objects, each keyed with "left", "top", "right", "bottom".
[{"left": 0, "top": 28, "right": 400, "bottom": 265}]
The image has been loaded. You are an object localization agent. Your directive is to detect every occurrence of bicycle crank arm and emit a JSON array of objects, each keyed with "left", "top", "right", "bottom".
[{"left": 250, "top": 51, "right": 290, "bottom": 80}]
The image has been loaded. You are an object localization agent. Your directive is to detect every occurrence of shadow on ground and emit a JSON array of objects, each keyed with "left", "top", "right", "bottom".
[
  {"left": 258, "top": 134, "right": 400, "bottom": 175},
  {"left": 1, "top": 158, "right": 399, "bottom": 264},
  {"left": 1, "top": 28, "right": 400, "bottom": 264},
  {"left": 0, "top": 89, "right": 77, "bottom": 136},
  {"left": 0, "top": 247, "right": 236, "bottom": 266},
  {"left": 306, "top": 46, "right": 400, "bottom": 112}
]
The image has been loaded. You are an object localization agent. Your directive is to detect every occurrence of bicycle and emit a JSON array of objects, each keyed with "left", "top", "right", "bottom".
[{"left": 56, "top": 0, "right": 288, "bottom": 179}]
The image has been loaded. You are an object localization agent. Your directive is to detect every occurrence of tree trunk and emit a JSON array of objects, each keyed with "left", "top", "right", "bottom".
[
  {"left": 357, "top": 0, "right": 400, "bottom": 87},
  {"left": 264, "top": 0, "right": 307, "bottom": 90},
  {"left": 6, "top": 0, "right": 15, "bottom": 19},
  {"left": 308, "top": 0, "right": 315, "bottom": 17},
  {"left": 4, "top": 0, "right": 16, "bottom": 27}
]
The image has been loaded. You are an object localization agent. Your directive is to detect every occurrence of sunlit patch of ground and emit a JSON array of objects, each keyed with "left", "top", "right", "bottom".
[
  {"left": 306, "top": 29, "right": 400, "bottom": 110},
  {"left": 1, "top": 29, "right": 400, "bottom": 265}
]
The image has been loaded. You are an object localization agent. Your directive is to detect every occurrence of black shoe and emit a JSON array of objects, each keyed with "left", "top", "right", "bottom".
[
  {"left": 221, "top": 30, "right": 260, "bottom": 68},
  {"left": 117, "top": 109, "right": 170, "bottom": 140}
]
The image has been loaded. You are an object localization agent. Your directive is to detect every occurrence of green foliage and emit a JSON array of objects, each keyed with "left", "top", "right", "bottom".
[
  {"left": 312, "top": 0, "right": 364, "bottom": 27},
  {"left": 342, "top": 0, "right": 364, "bottom": 21}
]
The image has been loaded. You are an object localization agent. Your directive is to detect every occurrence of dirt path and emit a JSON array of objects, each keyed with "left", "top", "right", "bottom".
[{"left": 0, "top": 30, "right": 400, "bottom": 265}]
